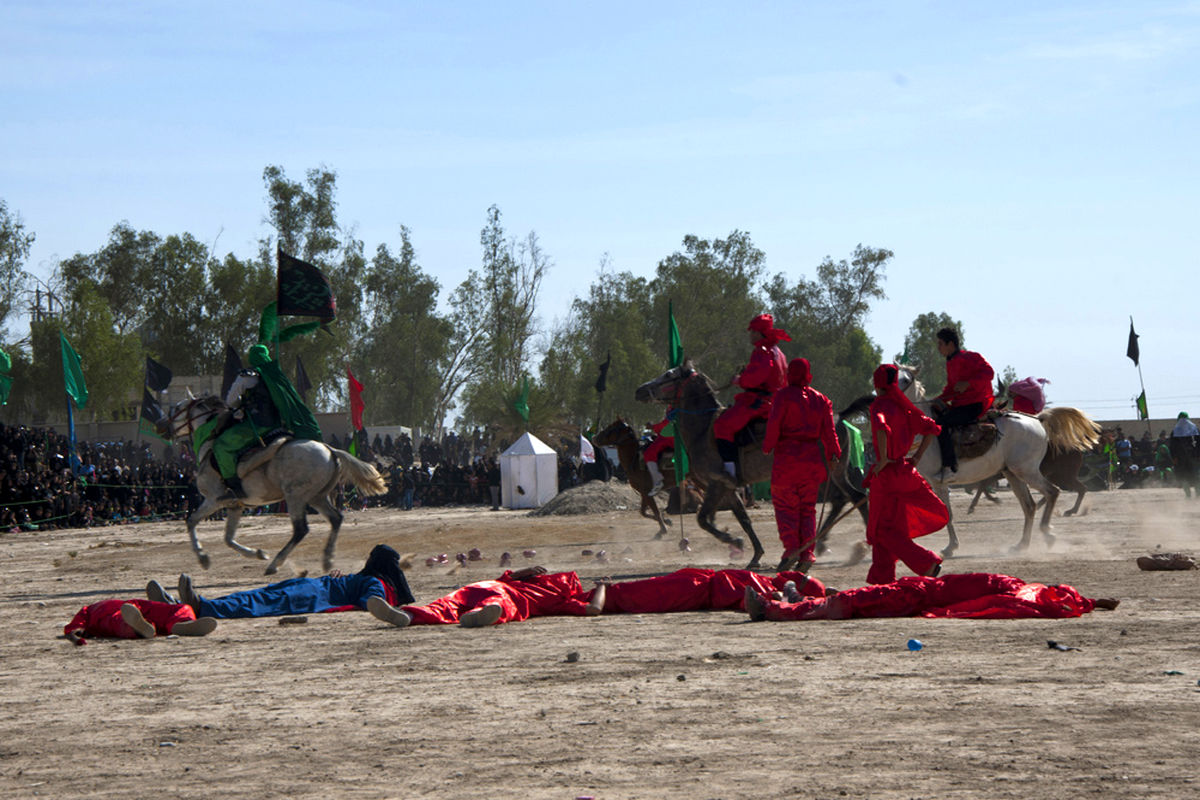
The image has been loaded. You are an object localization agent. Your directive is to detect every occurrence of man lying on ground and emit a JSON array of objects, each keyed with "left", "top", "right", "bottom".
[
  {"left": 367, "top": 566, "right": 832, "bottom": 629},
  {"left": 147, "top": 544, "right": 414, "bottom": 618},
  {"left": 742, "top": 572, "right": 1119, "bottom": 622},
  {"left": 63, "top": 599, "right": 217, "bottom": 645}
]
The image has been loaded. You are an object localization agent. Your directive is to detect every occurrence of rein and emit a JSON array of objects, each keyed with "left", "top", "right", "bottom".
[{"left": 165, "top": 398, "right": 223, "bottom": 440}]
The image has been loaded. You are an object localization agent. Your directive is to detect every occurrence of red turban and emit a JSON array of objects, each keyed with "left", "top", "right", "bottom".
[{"left": 748, "top": 313, "right": 791, "bottom": 345}]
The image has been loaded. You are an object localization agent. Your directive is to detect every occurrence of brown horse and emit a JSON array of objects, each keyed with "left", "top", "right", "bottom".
[
  {"left": 592, "top": 418, "right": 676, "bottom": 539},
  {"left": 635, "top": 361, "right": 767, "bottom": 568}
]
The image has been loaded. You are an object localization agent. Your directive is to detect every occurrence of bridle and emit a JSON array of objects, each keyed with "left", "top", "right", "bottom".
[{"left": 163, "top": 397, "right": 225, "bottom": 440}]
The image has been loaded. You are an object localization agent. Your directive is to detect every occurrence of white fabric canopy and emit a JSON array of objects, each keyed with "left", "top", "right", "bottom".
[{"left": 500, "top": 432, "right": 558, "bottom": 508}]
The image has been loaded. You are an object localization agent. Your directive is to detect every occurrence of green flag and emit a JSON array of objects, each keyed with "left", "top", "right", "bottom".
[
  {"left": 666, "top": 302, "right": 688, "bottom": 483},
  {"left": 60, "top": 333, "right": 88, "bottom": 408},
  {"left": 1136, "top": 391, "right": 1148, "bottom": 421},
  {"left": 0, "top": 348, "right": 11, "bottom": 405},
  {"left": 668, "top": 300, "right": 683, "bottom": 368},
  {"left": 514, "top": 375, "right": 530, "bottom": 422}
]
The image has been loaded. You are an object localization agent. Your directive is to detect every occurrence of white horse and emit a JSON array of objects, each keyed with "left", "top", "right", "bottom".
[
  {"left": 897, "top": 366, "right": 1100, "bottom": 555},
  {"left": 160, "top": 395, "right": 387, "bottom": 574}
]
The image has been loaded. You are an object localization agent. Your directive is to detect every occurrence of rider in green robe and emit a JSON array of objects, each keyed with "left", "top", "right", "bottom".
[{"left": 194, "top": 344, "right": 322, "bottom": 499}]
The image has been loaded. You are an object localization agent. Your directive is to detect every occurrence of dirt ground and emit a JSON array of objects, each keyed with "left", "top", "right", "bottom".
[{"left": 2, "top": 483, "right": 1198, "bottom": 800}]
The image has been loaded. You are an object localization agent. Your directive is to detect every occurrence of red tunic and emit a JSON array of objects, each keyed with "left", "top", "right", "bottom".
[
  {"left": 864, "top": 395, "right": 948, "bottom": 584},
  {"left": 64, "top": 599, "right": 197, "bottom": 642},
  {"left": 402, "top": 571, "right": 593, "bottom": 625},
  {"left": 600, "top": 568, "right": 826, "bottom": 614},
  {"left": 759, "top": 573, "right": 1099, "bottom": 621},
  {"left": 714, "top": 343, "right": 788, "bottom": 440},
  {"left": 938, "top": 349, "right": 995, "bottom": 409}
]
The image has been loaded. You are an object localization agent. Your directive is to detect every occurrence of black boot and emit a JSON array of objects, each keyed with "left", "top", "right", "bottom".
[{"left": 222, "top": 476, "right": 247, "bottom": 500}]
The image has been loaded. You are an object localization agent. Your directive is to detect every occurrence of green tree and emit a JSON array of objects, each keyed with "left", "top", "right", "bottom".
[
  {"left": 766, "top": 244, "right": 891, "bottom": 408},
  {"left": 896, "top": 312, "right": 965, "bottom": 398},
  {"left": 0, "top": 200, "right": 34, "bottom": 341},
  {"left": 460, "top": 206, "right": 547, "bottom": 427},
  {"left": 355, "top": 229, "right": 451, "bottom": 427}
]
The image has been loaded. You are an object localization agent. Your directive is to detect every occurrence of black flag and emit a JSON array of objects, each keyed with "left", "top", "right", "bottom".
[
  {"left": 594, "top": 352, "right": 611, "bottom": 393},
  {"left": 139, "top": 387, "right": 164, "bottom": 424},
  {"left": 277, "top": 247, "right": 337, "bottom": 321},
  {"left": 145, "top": 356, "right": 173, "bottom": 393},
  {"left": 1126, "top": 321, "right": 1140, "bottom": 367},
  {"left": 295, "top": 355, "right": 313, "bottom": 402},
  {"left": 221, "top": 343, "right": 243, "bottom": 400}
]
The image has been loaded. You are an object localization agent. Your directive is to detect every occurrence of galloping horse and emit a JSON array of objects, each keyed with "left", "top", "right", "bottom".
[
  {"left": 592, "top": 418, "right": 675, "bottom": 539},
  {"left": 636, "top": 360, "right": 769, "bottom": 568},
  {"left": 160, "top": 395, "right": 387, "bottom": 574},
  {"left": 897, "top": 366, "right": 1100, "bottom": 555}
]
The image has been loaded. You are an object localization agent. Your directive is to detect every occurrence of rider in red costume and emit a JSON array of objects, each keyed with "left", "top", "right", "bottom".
[
  {"left": 864, "top": 363, "right": 949, "bottom": 584},
  {"left": 762, "top": 357, "right": 842, "bottom": 572},
  {"left": 713, "top": 313, "right": 790, "bottom": 478},
  {"left": 931, "top": 327, "right": 995, "bottom": 482},
  {"left": 642, "top": 414, "right": 675, "bottom": 497}
]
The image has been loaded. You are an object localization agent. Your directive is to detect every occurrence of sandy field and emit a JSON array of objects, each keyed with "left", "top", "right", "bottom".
[{"left": 1, "top": 483, "right": 1198, "bottom": 800}]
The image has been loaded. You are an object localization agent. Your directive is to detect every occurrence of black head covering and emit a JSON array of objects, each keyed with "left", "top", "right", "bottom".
[{"left": 359, "top": 544, "right": 414, "bottom": 605}]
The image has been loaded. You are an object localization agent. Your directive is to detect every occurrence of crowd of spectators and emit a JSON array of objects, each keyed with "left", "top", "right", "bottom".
[
  {"left": 1, "top": 419, "right": 606, "bottom": 533},
  {"left": 0, "top": 422, "right": 198, "bottom": 532}
]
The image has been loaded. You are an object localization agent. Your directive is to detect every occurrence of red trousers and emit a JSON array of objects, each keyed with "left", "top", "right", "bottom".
[
  {"left": 643, "top": 435, "right": 674, "bottom": 464},
  {"left": 600, "top": 568, "right": 826, "bottom": 614},
  {"left": 64, "top": 599, "right": 197, "bottom": 641},
  {"left": 713, "top": 393, "right": 770, "bottom": 441},
  {"left": 760, "top": 573, "right": 1097, "bottom": 621},
  {"left": 770, "top": 460, "right": 826, "bottom": 560}
]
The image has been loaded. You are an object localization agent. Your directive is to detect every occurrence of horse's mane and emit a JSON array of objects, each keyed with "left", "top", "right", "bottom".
[{"left": 838, "top": 394, "right": 875, "bottom": 420}]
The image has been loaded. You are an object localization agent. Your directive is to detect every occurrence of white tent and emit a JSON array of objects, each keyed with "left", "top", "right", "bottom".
[{"left": 500, "top": 432, "right": 558, "bottom": 509}]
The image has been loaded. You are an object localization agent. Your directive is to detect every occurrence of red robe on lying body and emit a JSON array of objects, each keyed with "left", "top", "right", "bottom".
[
  {"left": 403, "top": 568, "right": 829, "bottom": 625},
  {"left": 755, "top": 573, "right": 1099, "bottom": 621},
  {"left": 601, "top": 568, "right": 827, "bottom": 614},
  {"left": 402, "top": 570, "right": 594, "bottom": 625},
  {"left": 63, "top": 598, "right": 197, "bottom": 642}
]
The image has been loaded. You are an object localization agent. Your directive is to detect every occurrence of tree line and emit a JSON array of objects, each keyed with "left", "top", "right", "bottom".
[{"left": 0, "top": 168, "right": 990, "bottom": 444}]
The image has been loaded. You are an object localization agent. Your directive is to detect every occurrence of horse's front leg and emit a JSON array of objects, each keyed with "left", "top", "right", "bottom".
[
  {"left": 694, "top": 485, "right": 745, "bottom": 554},
  {"left": 186, "top": 497, "right": 226, "bottom": 569},
  {"left": 222, "top": 506, "right": 267, "bottom": 561},
  {"left": 1002, "top": 469, "right": 1038, "bottom": 552},
  {"left": 727, "top": 492, "right": 765, "bottom": 569}
]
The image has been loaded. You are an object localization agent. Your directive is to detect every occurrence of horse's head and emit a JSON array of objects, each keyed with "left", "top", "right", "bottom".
[
  {"left": 161, "top": 395, "right": 226, "bottom": 441},
  {"left": 635, "top": 360, "right": 696, "bottom": 405},
  {"left": 592, "top": 418, "right": 636, "bottom": 448},
  {"left": 895, "top": 364, "right": 926, "bottom": 402}
]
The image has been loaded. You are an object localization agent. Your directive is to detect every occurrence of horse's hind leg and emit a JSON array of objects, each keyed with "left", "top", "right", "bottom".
[
  {"left": 308, "top": 494, "right": 344, "bottom": 572},
  {"left": 264, "top": 500, "right": 311, "bottom": 576},
  {"left": 939, "top": 485, "right": 959, "bottom": 557},
  {"left": 223, "top": 507, "right": 268, "bottom": 561},
  {"left": 695, "top": 487, "right": 746, "bottom": 553},
  {"left": 1001, "top": 470, "right": 1039, "bottom": 552}
]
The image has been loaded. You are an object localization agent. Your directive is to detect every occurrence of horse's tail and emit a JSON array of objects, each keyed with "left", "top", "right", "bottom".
[
  {"left": 1037, "top": 407, "right": 1102, "bottom": 453},
  {"left": 838, "top": 393, "right": 876, "bottom": 420},
  {"left": 331, "top": 448, "right": 388, "bottom": 496}
]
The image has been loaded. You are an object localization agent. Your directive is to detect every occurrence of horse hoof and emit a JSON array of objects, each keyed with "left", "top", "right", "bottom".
[
  {"left": 198, "top": 553, "right": 211, "bottom": 570},
  {"left": 652, "top": 531, "right": 666, "bottom": 541},
  {"left": 264, "top": 564, "right": 278, "bottom": 576},
  {"left": 1043, "top": 533, "right": 1057, "bottom": 549},
  {"left": 256, "top": 550, "right": 268, "bottom": 561},
  {"left": 1064, "top": 510, "right": 1077, "bottom": 517},
  {"left": 940, "top": 546, "right": 957, "bottom": 558}
]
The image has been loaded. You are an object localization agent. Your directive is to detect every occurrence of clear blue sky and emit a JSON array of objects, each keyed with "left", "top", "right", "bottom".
[{"left": 3, "top": 1, "right": 1197, "bottom": 422}]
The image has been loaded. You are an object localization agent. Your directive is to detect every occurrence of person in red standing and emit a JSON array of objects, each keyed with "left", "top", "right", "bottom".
[
  {"left": 864, "top": 363, "right": 949, "bottom": 585},
  {"left": 761, "top": 357, "right": 842, "bottom": 572},
  {"left": 713, "top": 313, "right": 791, "bottom": 479},
  {"left": 931, "top": 327, "right": 995, "bottom": 482}
]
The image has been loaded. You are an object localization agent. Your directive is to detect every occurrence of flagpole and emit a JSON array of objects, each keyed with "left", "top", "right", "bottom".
[{"left": 1131, "top": 316, "right": 1152, "bottom": 438}]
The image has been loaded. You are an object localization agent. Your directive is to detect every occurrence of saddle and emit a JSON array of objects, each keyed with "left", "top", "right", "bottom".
[
  {"left": 197, "top": 432, "right": 292, "bottom": 479},
  {"left": 952, "top": 412, "right": 1001, "bottom": 460},
  {"left": 733, "top": 419, "right": 767, "bottom": 449}
]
